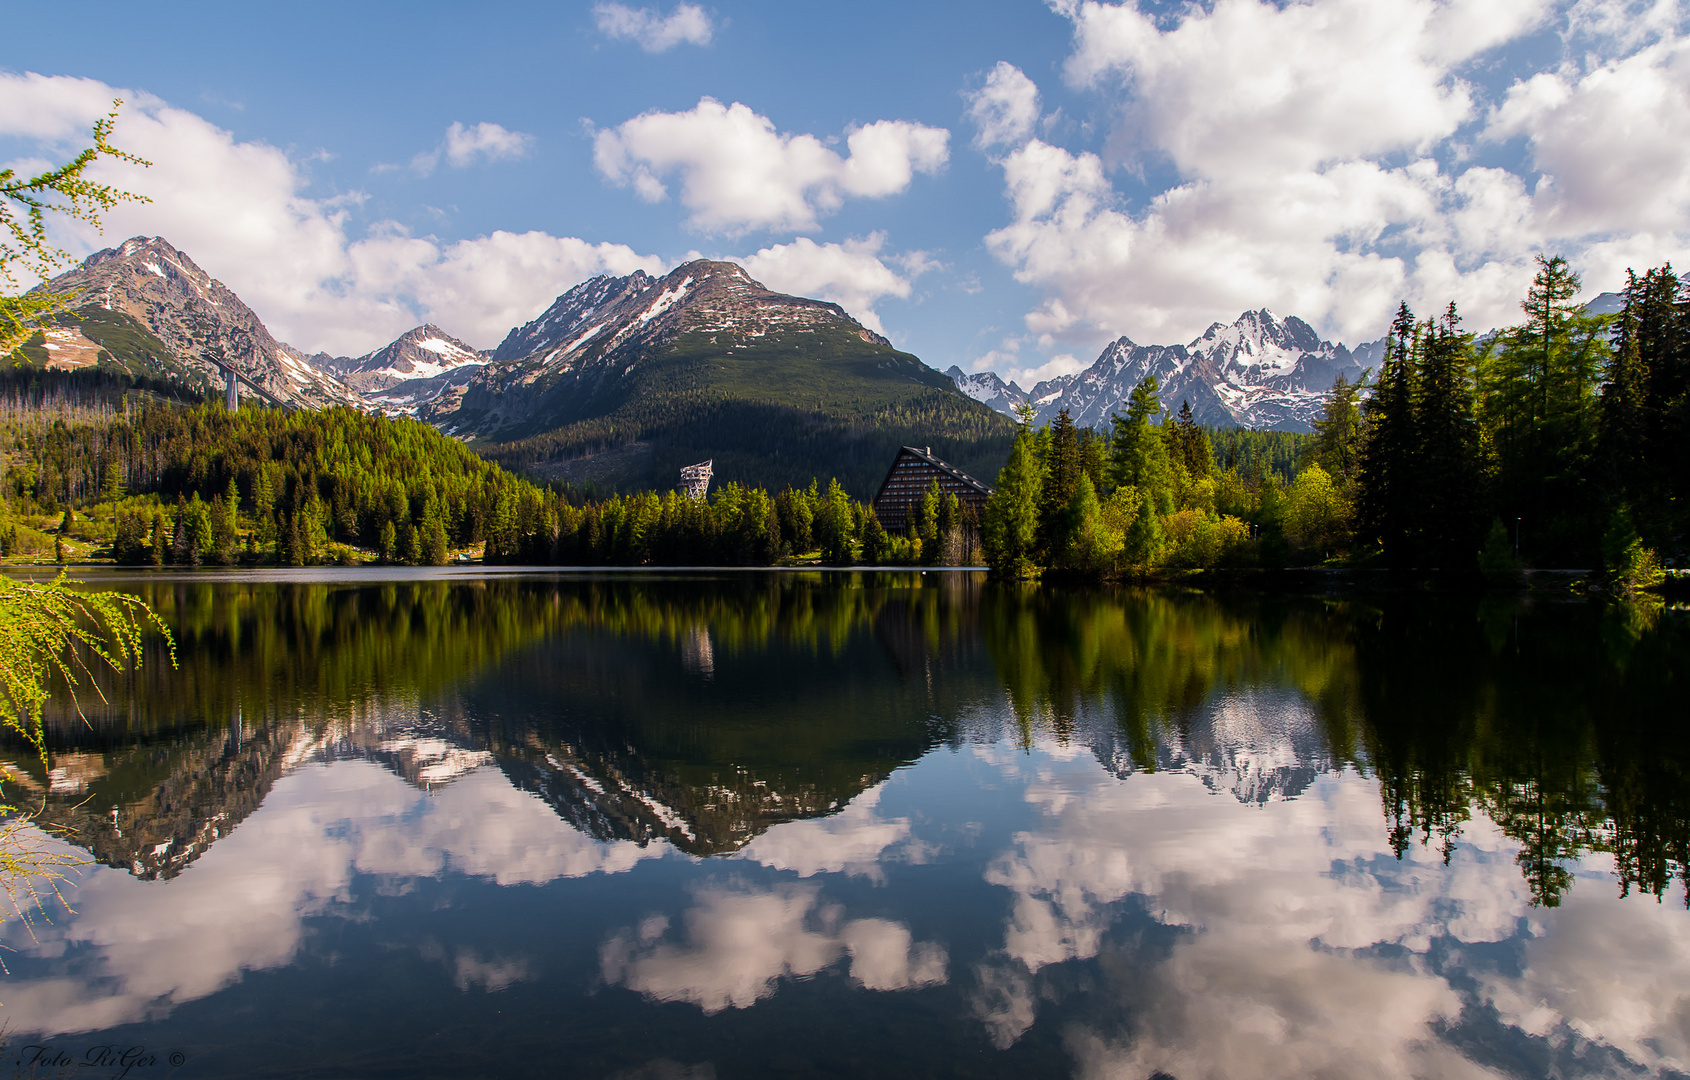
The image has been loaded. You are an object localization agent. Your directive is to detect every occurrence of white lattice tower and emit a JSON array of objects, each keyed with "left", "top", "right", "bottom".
[{"left": 680, "top": 459, "right": 713, "bottom": 500}]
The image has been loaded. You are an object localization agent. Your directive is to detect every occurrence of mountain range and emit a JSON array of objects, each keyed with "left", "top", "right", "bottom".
[
  {"left": 29, "top": 239, "right": 1015, "bottom": 495},
  {"left": 949, "top": 311, "right": 1385, "bottom": 431},
  {"left": 38, "top": 235, "right": 1556, "bottom": 491}
]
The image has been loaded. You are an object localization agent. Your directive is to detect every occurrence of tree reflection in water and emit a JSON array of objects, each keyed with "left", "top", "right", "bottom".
[{"left": 10, "top": 573, "right": 1686, "bottom": 909}]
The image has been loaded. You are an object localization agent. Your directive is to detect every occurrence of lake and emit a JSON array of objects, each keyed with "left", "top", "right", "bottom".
[{"left": 3, "top": 569, "right": 1688, "bottom": 1079}]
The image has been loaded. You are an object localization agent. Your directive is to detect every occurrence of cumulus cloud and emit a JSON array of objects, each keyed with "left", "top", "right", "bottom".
[
  {"left": 979, "top": 0, "right": 1690, "bottom": 369},
  {"left": 599, "top": 884, "right": 946, "bottom": 1013},
  {"left": 411, "top": 120, "right": 536, "bottom": 174},
  {"left": 593, "top": 2, "right": 714, "bottom": 52},
  {"left": 962, "top": 725, "right": 1690, "bottom": 1073},
  {"left": 967, "top": 61, "right": 1041, "bottom": 150},
  {"left": 594, "top": 98, "right": 949, "bottom": 235},
  {"left": 737, "top": 782, "right": 914, "bottom": 879},
  {"left": 739, "top": 234, "right": 928, "bottom": 336},
  {"left": 0, "top": 73, "right": 660, "bottom": 354},
  {"left": 0, "top": 761, "right": 665, "bottom": 1036}
]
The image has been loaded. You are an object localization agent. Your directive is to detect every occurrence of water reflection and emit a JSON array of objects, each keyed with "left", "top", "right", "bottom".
[
  {"left": 1, "top": 572, "right": 1686, "bottom": 1077},
  {"left": 600, "top": 883, "right": 948, "bottom": 1013}
]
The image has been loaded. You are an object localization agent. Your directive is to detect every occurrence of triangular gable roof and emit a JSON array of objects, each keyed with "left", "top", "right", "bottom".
[{"left": 873, "top": 445, "right": 994, "bottom": 506}]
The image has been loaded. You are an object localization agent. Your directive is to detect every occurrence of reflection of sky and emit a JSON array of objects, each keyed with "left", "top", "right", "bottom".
[
  {"left": 5, "top": 728, "right": 1688, "bottom": 1078},
  {"left": 0, "top": 762, "right": 666, "bottom": 1036},
  {"left": 973, "top": 737, "right": 1690, "bottom": 1079}
]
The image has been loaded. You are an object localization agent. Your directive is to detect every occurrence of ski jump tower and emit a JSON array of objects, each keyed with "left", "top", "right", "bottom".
[{"left": 679, "top": 460, "right": 713, "bottom": 501}]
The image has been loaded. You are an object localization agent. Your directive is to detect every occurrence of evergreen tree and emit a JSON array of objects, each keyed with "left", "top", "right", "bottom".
[
  {"left": 1357, "top": 303, "right": 1421, "bottom": 562},
  {"left": 1124, "top": 486, "right": 1163, "bottom": 567},
  {"left": 148, "top": 511, "right": 165, "bottom": 565},
  {"left": 816, "top": 479, "right": 855, "bottom": 565},
  {"left": 860, "top": 512, "right": 889, "bottom": 565},
  {"left": 421, "top": 513, "right": 449, "bottom": 566},
  {"left": 1478, "top": 255, "right": 1608, "bottom": 561},
  {"left": 1601, "top": 264, "right": 1687, "bottom": 543},
  {"left": 1599, "top": 268, "right": 1654, "bottom": 506},
  {"left": 983, "top": 422, "right": 1042, "bottom": 578},
  {"left": 1417, "top": 304, "right": 1482, "bottom": 567},
  {"left": 1172, "top": 401, "right": 1212, "bottom": 483},
  {"left": 1038, "top": 408, "right": 1082, "bottom": 558},
  {"left": 1058, "top": 473, "right": 1122, "bottom": 575},
  {"left": 1109, "top": 377, "right": 1173, "bottom": 514},
  {"left": 1310, "top": 372, "right": 1365, "bottom": 487},
  {"left": 917, "top": 479, "right": 943, "bottom": 556}
]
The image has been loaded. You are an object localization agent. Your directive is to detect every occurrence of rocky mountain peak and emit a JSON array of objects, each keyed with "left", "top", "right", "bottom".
[
  {"left": 489, "top": 258, "right": 885, "bottom": 372},
  {"left": 40, "top": 236, "right": 355, "bottom": 408},
  {"left": 956, "top": 308, "right": 1380, "bottom": 432}
]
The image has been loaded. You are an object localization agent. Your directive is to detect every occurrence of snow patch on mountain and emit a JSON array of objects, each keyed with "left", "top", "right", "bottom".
[{"left": 953, "top": 310, "right": 1383, "bottom": 432}]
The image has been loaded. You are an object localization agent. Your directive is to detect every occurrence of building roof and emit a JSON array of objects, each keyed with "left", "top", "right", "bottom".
[{"left": 873, "top": 445, "right": 994, "bottom": 506}]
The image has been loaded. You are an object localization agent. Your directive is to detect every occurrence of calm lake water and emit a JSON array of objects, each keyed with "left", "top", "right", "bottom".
[{"left": 3, "top": 570, "right": 1688, "bottom": 1079}]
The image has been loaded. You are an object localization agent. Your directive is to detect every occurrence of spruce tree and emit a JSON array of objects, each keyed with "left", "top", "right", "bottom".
[
  {"left": 1173, "top": 400, "right": 1211, "bottom": 482},
  {"left": 1310, "top": 373, "right": 1364, "bottom": 487},
  {"left": 1357, "top": 302, "right": 1421, "bottom": 562},
  {"left": 1416, "top": 304, "right": 1482, "bottom": 568},
  {"left": 983, "top": 422, "right": 1043, "bottom": 578},
  {"left": 1038, "top": 408, "right": 1082, "bottom": 559},
  {"left": 1109, "top": 377, "right": 1173, "bottom": 514}
]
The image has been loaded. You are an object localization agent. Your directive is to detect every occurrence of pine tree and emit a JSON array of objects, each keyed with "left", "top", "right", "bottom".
[
  {"left": 1173, "top": 401, "right": 1212, "bottom": 482},
  {"left": 1599, "top": 269, "right": 1653, "bottom": 506},
  {"left": 1059, "top": 473, "right": 1121, "bottom": 575},
  {"left": 1478, "top": 255, "right": 1608, "bottom": 561}
]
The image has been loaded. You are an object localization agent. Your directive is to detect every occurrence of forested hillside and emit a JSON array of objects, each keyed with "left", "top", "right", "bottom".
[
  {"left": 478, "top": 323, "right": 1018, "bottom": 499},
  {"left": 0, "top": 368, "right": 953, "bottom": 567},
  {"left": 976, "top": 256, "right": 1685, "bottom": 589}
]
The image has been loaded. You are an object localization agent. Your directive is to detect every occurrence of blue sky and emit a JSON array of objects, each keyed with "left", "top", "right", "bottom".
[{"left": 5, "top": 0, "right": 1688, "bottom": 385}]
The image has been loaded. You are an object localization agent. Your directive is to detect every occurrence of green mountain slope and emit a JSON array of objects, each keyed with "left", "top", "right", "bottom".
[{"left": 453, "top": 261, "right": 1016, "bottom": 497}]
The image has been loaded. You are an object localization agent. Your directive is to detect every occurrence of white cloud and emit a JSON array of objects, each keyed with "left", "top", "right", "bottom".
[
  {"left": 736, "top": 782, "right": 913, "bottom": 879},
  {"left": 968, "top": 735, "right": 1536, "bottom": 1061},
  {"left": 976, "top": 0, "right": 1690, "bottom": 379},
  {"left": 447, "top": 121, "right": 533, "bottom": 167},
  {"left": 1488, "top": 36, "right": 1690, "bottom": 235},
  {"left": 0, "top": 73, "right": 660, "bottom": 354},
  {"left": 594, "top": 98, "right": 949, "bottom": 235},
  {"left": 347, "top": 228, "right": 663, "bottom": 349},
  {"left": 967, "top": 62, "right": 1041, "bottom": 150},
  {"left": 410, "top": 120, "right": 535, "bottom": 176},
  {"left": 739, "top": 233, "right": 925, "bottom": 336},
  {"left": 599, "top": 884, "right": 946, "bottom": 1013},
  {"left": 593, "top": 2, "right": 714, "bottom": 52},
  {"left": 0, "top": 760, "right": 665, "bottom": 1037}
]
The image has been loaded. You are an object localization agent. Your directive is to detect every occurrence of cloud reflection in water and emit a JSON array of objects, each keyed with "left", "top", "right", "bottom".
[{"left": 0, "top": 761, "right": 664, "bottom": 1036}]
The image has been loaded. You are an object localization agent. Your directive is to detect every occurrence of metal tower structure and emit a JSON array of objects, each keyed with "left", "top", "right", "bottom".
[{"left": 679, "top": 459, "right": 713, "bottom": 501}]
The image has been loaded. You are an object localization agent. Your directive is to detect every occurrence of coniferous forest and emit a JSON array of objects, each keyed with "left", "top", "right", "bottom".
[
  {"left": 980, "top": 256, "right": 1686, "bottom": 590},
  {"left": 0, "top": 369, "right": 979, "bottom": 568},
  {"left": 2, "top": 255, "right": 1682, "bottom": 587}
]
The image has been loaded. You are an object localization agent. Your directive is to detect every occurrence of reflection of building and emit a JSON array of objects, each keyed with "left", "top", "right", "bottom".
[
  {"left": 679, "top": 459, "right": 713, "bottom": 500},
  {"left": 871, "top": 446, "right": 992, "bottom": 534}
]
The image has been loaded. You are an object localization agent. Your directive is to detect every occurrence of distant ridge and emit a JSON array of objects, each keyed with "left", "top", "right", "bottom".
[{"left": 952, "top": 310, "right": 1383, "bottom": 432}]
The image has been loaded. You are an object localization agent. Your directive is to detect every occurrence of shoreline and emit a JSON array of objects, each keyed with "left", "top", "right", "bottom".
[{"left": 6, "top": 562, "right": 1684, "bottom": 600}]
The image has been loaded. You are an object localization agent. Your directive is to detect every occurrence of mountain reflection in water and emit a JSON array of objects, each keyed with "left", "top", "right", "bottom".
[{"left": 1, "top": 571, "right": 1686, "bottom": 1079}]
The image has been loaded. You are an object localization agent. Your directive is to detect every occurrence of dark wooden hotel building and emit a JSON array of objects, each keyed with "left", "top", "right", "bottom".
[{"left": 872, "top": 446, "right": 994, "bottom": 534}]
